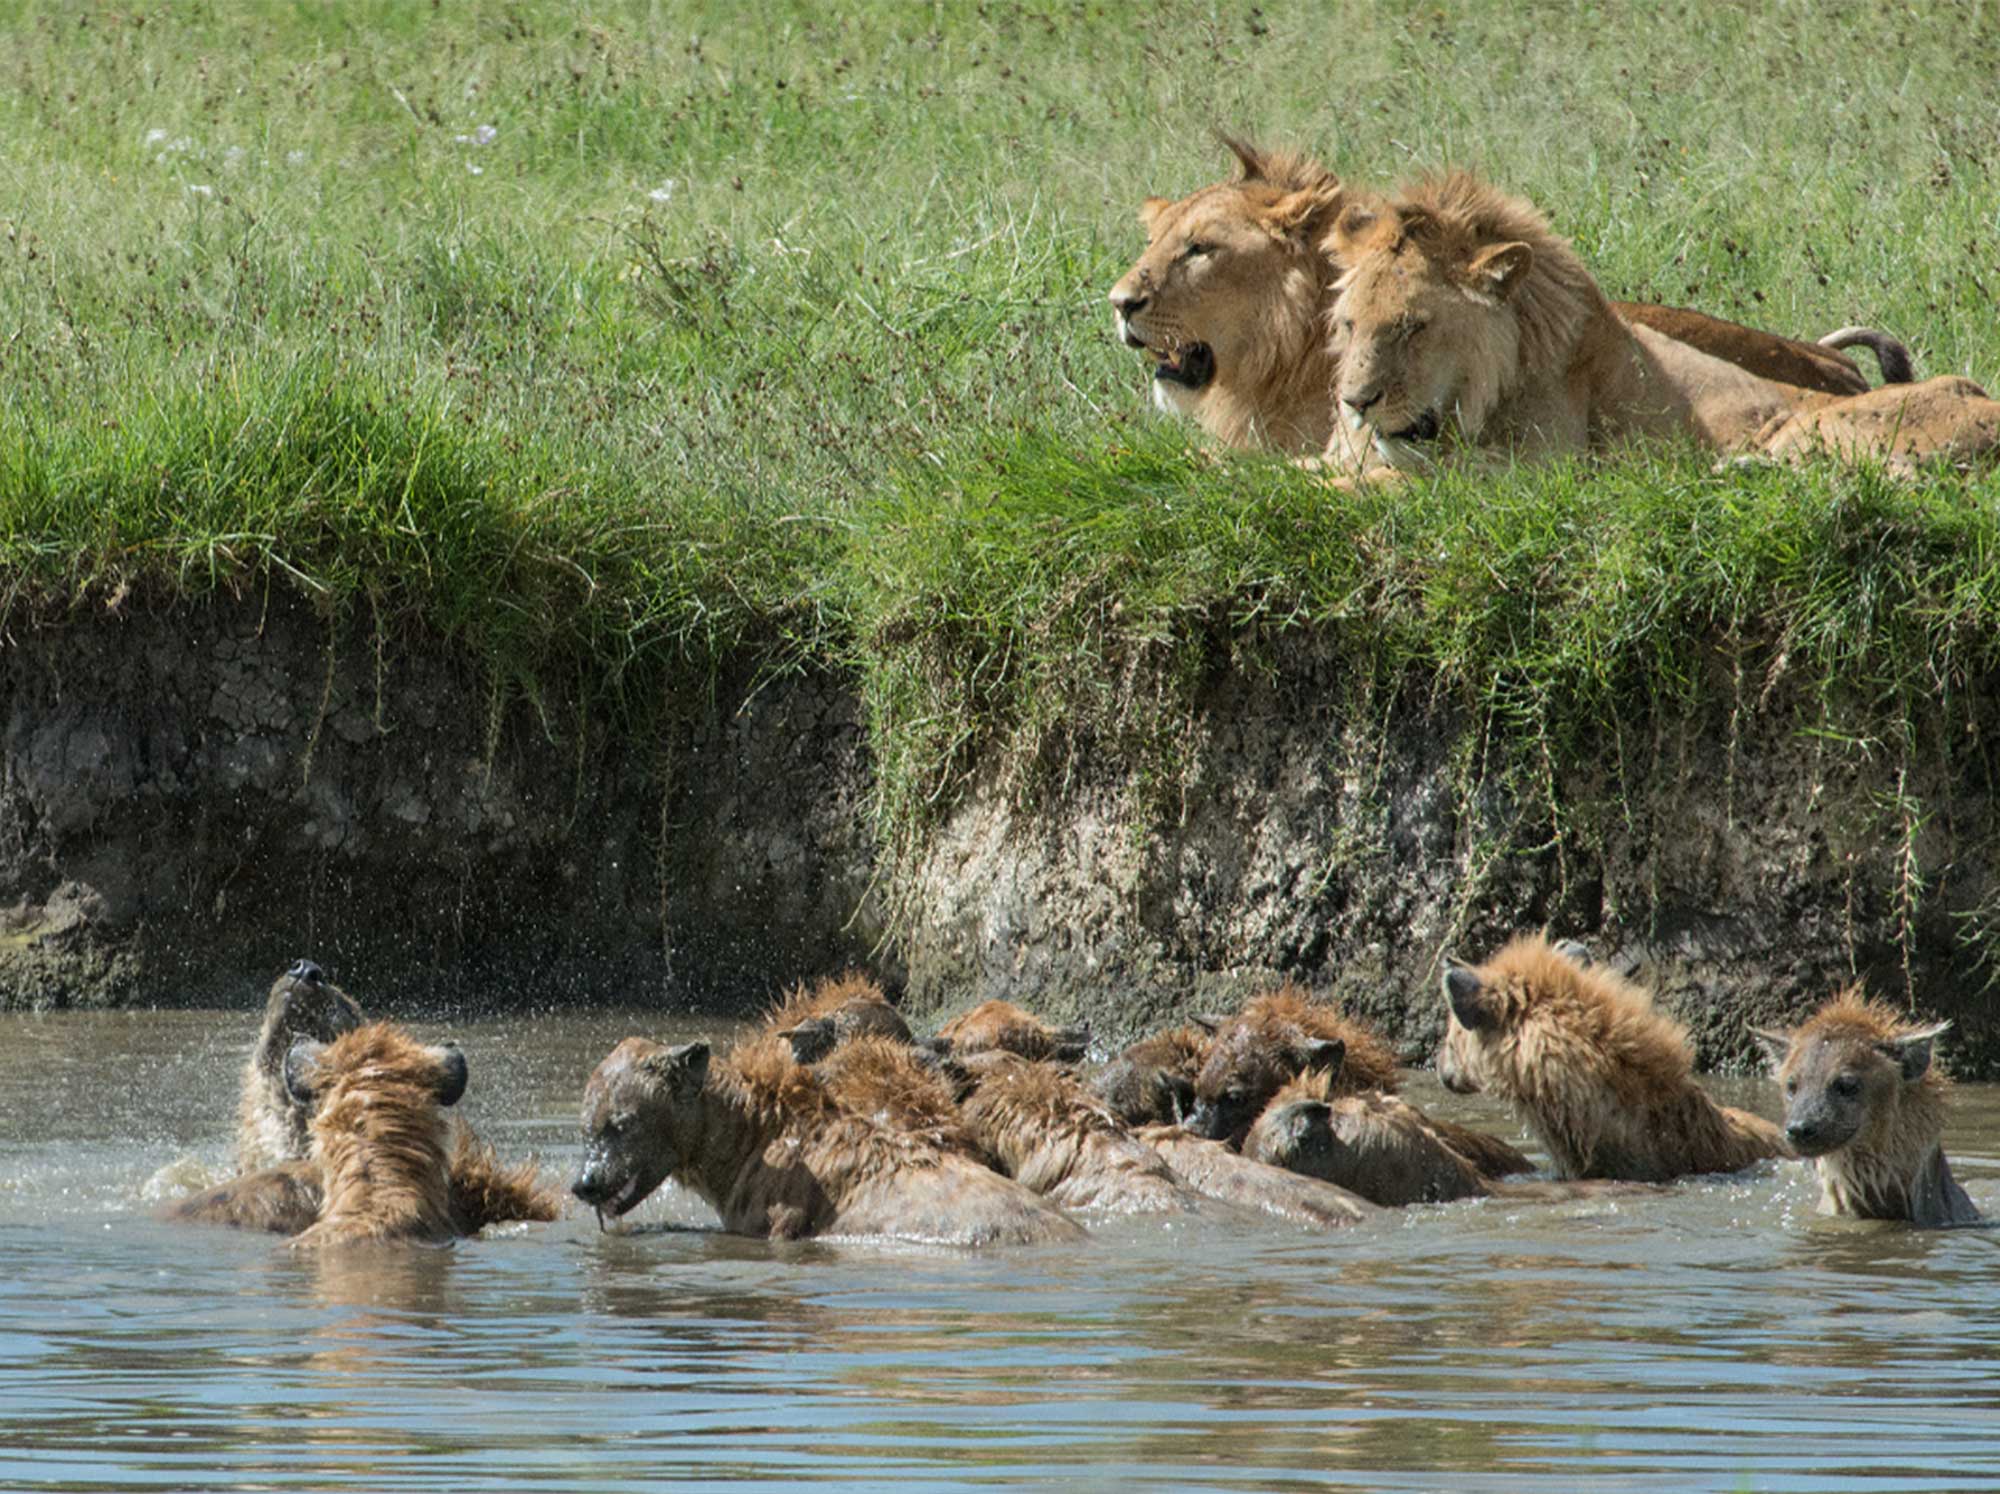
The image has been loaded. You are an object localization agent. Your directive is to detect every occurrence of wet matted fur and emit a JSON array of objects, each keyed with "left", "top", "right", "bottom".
[
  {"left": 237, "top": 960, "right": 365, "bottom": 1172},
  {"left": 1439, "top": 933, "right": 1785, "bottom": 1182},
  {"left": 285, "top": 1022, "right": 472, "bottom": 1248},
  {"left": 933, "top": 1000, "right": 1089, "bottom": 1064},
  {"left": 1186, "top": 983, "right": 1401, "bottom": 1146},
  {"left": 570, "top": 1033, "right": 1085, "bottom": 1245},
  {"left": 1753, "top": 989, "right": 1980, "bottom": 1227}
]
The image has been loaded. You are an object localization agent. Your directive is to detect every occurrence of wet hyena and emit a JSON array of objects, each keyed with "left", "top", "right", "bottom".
[
  {"left": 1439, "top": 933, "right": 1785, "bottom": 1181},
  {"left": 1753, "top": 990, "right": 1980, "bottom": 1228}
]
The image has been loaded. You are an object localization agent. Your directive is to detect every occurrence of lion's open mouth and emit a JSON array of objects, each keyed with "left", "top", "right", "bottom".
[
  {"left": 1152, "top": 342, "right": 1216, "bottom": 392},
  {"left": 1388, "top": 409, "right": 1442, "bottom": 443}
]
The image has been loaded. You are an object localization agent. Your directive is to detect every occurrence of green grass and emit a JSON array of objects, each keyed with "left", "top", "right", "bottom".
[{"left": 5, "top": 0, "right": 2000, "bottom": 953}]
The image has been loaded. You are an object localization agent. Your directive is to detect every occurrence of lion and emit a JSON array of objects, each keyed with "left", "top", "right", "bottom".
[
  {"left": 569, "top": 1033, "right": 1086, "bottom": 1245},
  {"left": 1749, "top": 374, "right": 2000, "bottom": 476},
  {"left": 1110, "top": 143, "right": 1910, "bottom": 458},
  {"left": 1439, "top": 933, "right": 1786, "bottom": 1181},
  {"left": 1321, "top": 171, "right": 1824, "bottom": 480},
  {"left": 1752, "top": 990, "right": 1979, "bottom": 1227}
]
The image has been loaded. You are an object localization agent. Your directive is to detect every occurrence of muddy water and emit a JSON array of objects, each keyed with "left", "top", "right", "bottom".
[{"left": 4, "top": 1008, "right": 2000, "bottom": 1492}]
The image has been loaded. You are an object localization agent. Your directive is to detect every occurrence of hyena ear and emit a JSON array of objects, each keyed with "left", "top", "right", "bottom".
[
  {"left": 778, "top": 1018, "right": 837, "bottom": 1066},
  {"left": 283, "top": 1039, "right": 327, "bottom": 1104},
  {"left": 432, "top": 1043, "right": 469, "bottom": 1108},
  {"left": 1298, "top": 1036, "right": 1347, "bottom": 1080},
  {"left": 1442, "top": 963, "right": 1497, "bottom": 1031},
  {"left": 1880, "top": 1021, "right": 1951, "bottom": 1082},
  {"left": 1552, "top": 938, "right": 1594, "bottom": 968},
  {"left": 644, "top": 1040, "right": 712, "bottom": 1091},
  {"left": 1748, "top": 1025, "right": 1795, "bottom": 1073}
]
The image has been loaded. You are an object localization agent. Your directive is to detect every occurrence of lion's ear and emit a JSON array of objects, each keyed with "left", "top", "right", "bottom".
[
  {"left": 1268, "top": 181, "right": 1345, "bottom": 243},
  {"left": 1468, "top": 240, "right": 1534, "bottom": 300},
  {"left": 1138, "top": 196, "right": 1173, "bottom": 234},
  {"left": 1328, "top": 201, "right": 1384, "bottom": 260}
]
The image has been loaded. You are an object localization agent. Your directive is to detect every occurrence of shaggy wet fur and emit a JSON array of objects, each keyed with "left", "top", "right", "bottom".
[
  {"left": 957, "top": 1053, "right": 1208, "bottom": 1214},
  {"left": 1754, "top": 990, "right": 1980, "bottom": 1227},
  {"left": 1187, "top": 984, "right": 1401, "bottom": 1146},
  {"left": 237, "top": 961, "right": 365, "bottom": 1172},
  {"left": 1440, "top": 934, "right": 1786, "bottom": 1181},
  {"left": 571, "top": 1032, "right": 1085, "bottom": 1245},
  {"left": 1134, "top": 1123, "right": 1374, "bottom": 1227},
  {"left": 1091, "top": 1026, "right": 1208, "bottom": 1126},
  {"left": 289, "top": 1023, "right": 468, "bottom": 1248},
  {"left": 1246, "top": 1072, "right": 1492, "bottom": 1205},
  {"left": 763, "top": 971, "right": 914, "bottom": 1060},
  {"left": 934, "top": 1000, "right": 1089, "bottom": 1063}
]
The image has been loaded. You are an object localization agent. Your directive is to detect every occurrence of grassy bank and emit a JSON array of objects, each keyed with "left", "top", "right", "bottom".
[{"left": 4, "top": 1, "right": 2000, "bottom": 936}]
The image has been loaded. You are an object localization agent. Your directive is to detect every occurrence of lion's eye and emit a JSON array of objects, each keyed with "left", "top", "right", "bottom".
[
  {"left": 1181, "top": 240, "right": 1212, "bottom": 260},
  {"left": 1784, "top": 1079, "right": 1798, "bottom": 1096}
]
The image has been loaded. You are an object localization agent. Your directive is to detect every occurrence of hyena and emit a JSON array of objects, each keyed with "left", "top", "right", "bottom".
[{"left": 1753, "top": 989, "right": 1980, "bottom": 1227}]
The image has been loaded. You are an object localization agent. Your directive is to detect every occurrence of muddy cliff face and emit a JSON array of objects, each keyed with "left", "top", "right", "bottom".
[
  {"left": 0, "top": 595, "right": 884, "bottom": 1015},
  {"left": 3, "top": 597, "right": 1993, "bottom": 1072},
  {"left": 897, "top": 637, "right": 2000, "bottom": 1075}
]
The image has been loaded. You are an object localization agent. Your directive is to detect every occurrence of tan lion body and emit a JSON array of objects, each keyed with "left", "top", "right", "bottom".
[
  {"left": 1326, "top": 173, "right": 1813, "bottom": 480},
  {"left": 1753, "top": 990, "right": 1979, "bottom": 1227},
  {"left": 1751, "top": 375, "right": 2000, "bottom": 476},
  {"left": 1110, "top": 146, "right": 1905, "bottom": 461},
  {"left": 1439, "top": 934, "right": 1785, "bottom": 1181}
]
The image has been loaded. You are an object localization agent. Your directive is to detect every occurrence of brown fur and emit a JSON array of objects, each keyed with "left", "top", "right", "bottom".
[
  {"left": 444, "top": 1125, "right": 565, "bottom": 1234},
  {"left": 1090, "top": 1025, "right": 1209, "bottom": 1126},
  {"left": 1439, "top": 933, "right": 1786, "bottom": 1181},
  {"left": 1323, "top": 172, "right": 1812, "bottom": 482},
  {"left": 237, "top": 962, "right": 365, "bottom": 1172},
  {"left": 934, "top": 1000, "right": 1089, "bottom": 1063},
  {"left": 813, "top": 1034, "right": 995, "bottom": 1167},
  {"left": 571, "top": 1033, "right": 1085, "bottom": 1245},
  {"left": 288, "top": 1023, "right": 468, "bottom": 1248},
  {"left": 1753, "top": 989, "right": 1979, "bottom": 1227},
  {"left": 957, "top": 1054, "right": 1208, "bottom": 1214},
  {"left": 1619, "top": 303, "right": 1880, "bottom": 396},
  {"left": 1245, "top": 1071, "right": 1492, "bottom": 1205},
  {"left": 1115, "top": 147, "right": 1907, "bottom": 462},
  {"left": 1187, "top": 983, "right": 1401, "bottom": 1146},
  {"left": 165, "top": 1158, "right": 325, "bottom": 1234},
  {"left": 1245, "top": 1071, "right": 1657, "bottom": 1210},
  {"left": 1109, "top": 138, "right": 1350, "bottom": 451},
  {"left": 1134, "top": 1123, "right": 1375, "bottom": 1227},
  {"left": 762, "top": 971, "right": 913, "bottom": 1049},
  {"left": 1749, "top": 375, "right": 2000, "bottom": 476}
]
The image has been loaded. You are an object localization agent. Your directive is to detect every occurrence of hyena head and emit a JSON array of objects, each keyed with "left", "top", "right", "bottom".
[
  {"left": 570, "top": 1039, "right": 711, "bottom": 1219},
  {"left": 1753, "top": 1017, "right": 1949, "bottom": 1158},
  {"left": 1186, "top": 1020, "right": 1346, "bottom": 1145}
]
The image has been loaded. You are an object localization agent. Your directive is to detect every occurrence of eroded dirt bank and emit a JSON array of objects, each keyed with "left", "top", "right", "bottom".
[{"left": 3, "top": 595, "right": 1994, "bottom": 1072}]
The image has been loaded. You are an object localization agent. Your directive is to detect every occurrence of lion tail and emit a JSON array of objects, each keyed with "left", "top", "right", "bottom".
[{"left": 1819, "top": 326, "right": 1915, "bottom": 385}]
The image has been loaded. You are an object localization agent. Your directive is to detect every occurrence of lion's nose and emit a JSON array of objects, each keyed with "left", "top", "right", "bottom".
[
  {"left": 1343, "top": 387, "right": 1382, "bottom": 416},
  {"left": 1109, "top": 288, "right": 1149, "bottom": 316}
]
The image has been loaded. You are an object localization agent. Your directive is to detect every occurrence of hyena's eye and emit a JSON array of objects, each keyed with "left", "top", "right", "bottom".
[
  {"left": 1831, "top": 1074, "right": 1863, "bottom": 1097},
  {"left": 1784, "top": 1078, "right": 1798, "bottom": 1096}
]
